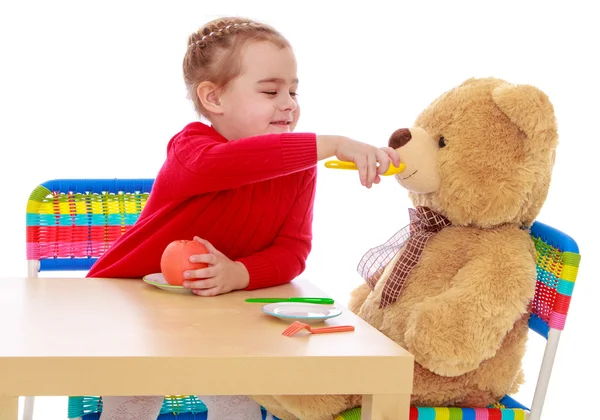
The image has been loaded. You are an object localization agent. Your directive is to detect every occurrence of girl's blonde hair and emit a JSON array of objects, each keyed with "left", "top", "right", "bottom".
[{"left": 183, "top": 17, "right": 291, "bottom": 118}]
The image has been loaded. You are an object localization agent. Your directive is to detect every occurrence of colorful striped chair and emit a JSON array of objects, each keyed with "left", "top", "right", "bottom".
[
  {"left": 26, "top": 179, "right": 154, "bottom": 278},
  {"left": 25, "top": 179, "right": 581, "bottom": 420}
]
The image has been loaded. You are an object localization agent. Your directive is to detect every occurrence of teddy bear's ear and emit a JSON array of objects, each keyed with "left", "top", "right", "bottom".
[
  {"left": 459, "top": 77, "right": 478, "bottom": 87},
  {"left": 492, "top": 83, "right": 556, "bottom": 140}
]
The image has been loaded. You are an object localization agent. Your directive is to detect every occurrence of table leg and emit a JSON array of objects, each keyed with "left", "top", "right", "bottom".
[
  {"left": 361, "top": 393, "right": 410, "bottom": 420},
  {"left": 0, "top": 396, "right": 19, "bottom": 420}
]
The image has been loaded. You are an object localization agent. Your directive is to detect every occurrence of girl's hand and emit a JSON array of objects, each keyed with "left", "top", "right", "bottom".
[
  {"left": 182, "top": 237, "right": 250, "bottom": 296},
  {"left": 335, "top": 139, "right": 400, "bottom": 188}
]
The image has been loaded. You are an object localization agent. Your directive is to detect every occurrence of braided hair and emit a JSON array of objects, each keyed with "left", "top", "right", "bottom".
[{"left": 183, "top": 17, "right": 291, "bottom": 118}]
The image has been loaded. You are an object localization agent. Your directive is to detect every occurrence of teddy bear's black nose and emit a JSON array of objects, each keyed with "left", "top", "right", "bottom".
[{"left": 388, "top": 128, "right": 412, "bottom": 149}]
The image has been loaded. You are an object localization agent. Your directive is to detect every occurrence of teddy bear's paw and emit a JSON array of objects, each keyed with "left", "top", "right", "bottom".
[
  {"left": 420, "top": 355, "right": 481, "bottom": 377},
  {"left": 407, "top": 330, "right": 482, "bottom": 377},
  {"left": 406, "top": 307, "right": 485, "bottom": 377}
]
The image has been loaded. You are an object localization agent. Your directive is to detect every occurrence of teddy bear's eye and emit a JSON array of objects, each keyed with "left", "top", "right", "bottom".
[{"left": 438, "top": 136, "right": 447, "bottom": 148}]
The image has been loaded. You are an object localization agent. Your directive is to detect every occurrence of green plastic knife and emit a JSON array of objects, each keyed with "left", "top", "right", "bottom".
[{"left": 245, "top": 297, "right": 334, "bottom": 304}]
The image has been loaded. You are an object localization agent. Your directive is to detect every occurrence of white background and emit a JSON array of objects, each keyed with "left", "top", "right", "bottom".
[{"left": 1, "top": 1, "right": 597, "bottom": 419}]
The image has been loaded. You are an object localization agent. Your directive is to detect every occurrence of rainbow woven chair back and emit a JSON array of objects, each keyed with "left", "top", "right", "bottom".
[
  {"left": 26, "top": 179, "right": 154, "bottom": 277},
  {"left": 528, "top": 221, "right": 580, "bottom": 338}
]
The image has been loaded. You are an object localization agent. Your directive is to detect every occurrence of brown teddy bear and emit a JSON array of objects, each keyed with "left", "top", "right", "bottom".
[{"left": 252, "top": 77, "right": 558, "bottom": 420}]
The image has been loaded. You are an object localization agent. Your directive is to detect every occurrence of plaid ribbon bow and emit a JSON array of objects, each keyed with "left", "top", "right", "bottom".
[{"left": 357, "top": 206, "right": 452, "bottom": 308}]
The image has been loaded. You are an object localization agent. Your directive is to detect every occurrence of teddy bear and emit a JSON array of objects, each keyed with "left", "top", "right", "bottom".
[{"left": 251, "top": 77, "right": 559, "bottom": 420}]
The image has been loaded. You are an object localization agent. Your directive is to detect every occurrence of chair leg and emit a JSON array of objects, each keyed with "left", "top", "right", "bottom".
[
  {"left": 22, "top": 396, "right": 34, "bottom": 420},
  {"left": 26, "top": 261, "right": 39, "bottom": 278}
]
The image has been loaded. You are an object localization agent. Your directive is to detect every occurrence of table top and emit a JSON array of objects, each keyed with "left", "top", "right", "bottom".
[{"left": 0, "top": 276, "right": 414, "bottom": 396}]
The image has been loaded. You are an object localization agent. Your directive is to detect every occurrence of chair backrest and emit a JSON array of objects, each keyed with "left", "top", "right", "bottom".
[
  {"left": 26, "top": 179, "right": 154, "bottom": 277},
  {"left": 529, "top": 221, "right": 580, "bottom": 336},
  {"left": 526, "top": 221, "right": 581, "bottom": 420}
]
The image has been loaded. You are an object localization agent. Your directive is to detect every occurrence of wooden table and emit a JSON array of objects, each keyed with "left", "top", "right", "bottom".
[{"left": 0, "top": 277, "right": 413, "bottom": 420}]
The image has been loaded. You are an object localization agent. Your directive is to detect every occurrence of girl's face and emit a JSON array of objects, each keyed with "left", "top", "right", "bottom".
[{"left": 211, "top": 41, "right": 300, "bottom": 140}]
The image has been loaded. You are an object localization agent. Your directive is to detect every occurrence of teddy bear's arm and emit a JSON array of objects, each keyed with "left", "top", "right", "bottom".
[
  {"left": 348, "top": 282, "right": 371, "bottom": 314},
  {"left": 404, "top": 242, "right": 536, "bottom": 377}
]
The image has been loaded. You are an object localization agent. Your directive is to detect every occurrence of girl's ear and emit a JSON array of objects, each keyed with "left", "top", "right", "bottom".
[{"left": 197, "top": 81, "right": 223, "bottom": 114}]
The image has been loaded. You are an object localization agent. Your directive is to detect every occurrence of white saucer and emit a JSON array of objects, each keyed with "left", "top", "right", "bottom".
[
  {"left": 142, "top": 273, "right": 192, "bottom": 294},
  {"left": 262, "top": 302, "right": 342, "bottom": 324}
]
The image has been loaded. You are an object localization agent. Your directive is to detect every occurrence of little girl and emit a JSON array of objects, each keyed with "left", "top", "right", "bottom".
[{"left": 90, "top": 16, "right": 399, "bottom": 420}]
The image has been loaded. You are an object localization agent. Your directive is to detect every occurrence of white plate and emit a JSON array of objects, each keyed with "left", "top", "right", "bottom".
[
  {"left": 143, "top": 273, "right": 192, "bottom": 294},
  {"left": 262, "top": 302, "right": 342, "bottom": 324}
]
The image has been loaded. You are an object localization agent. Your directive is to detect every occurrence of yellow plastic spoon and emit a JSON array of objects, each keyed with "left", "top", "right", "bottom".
[{"left": 324, "top": 160, "right": 406, "bottom": 176}]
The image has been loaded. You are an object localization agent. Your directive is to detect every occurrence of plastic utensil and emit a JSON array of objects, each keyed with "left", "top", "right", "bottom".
[
  {"left": 324, "top": 160, "right": 406, "bottom": 176},
  {"left": 282, "top": 321, "right": 355, "bottom": 337},
  {"left": 246, "top": 297, "right": 334, "bottom": 304},
  {"left": 262, "top": 302, "right": 343, "bottom": 323}
]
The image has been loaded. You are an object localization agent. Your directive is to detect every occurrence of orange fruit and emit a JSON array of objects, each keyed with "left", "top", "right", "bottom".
[{"left": 160, "top": 240, "right": 209, "bottom": 286}]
